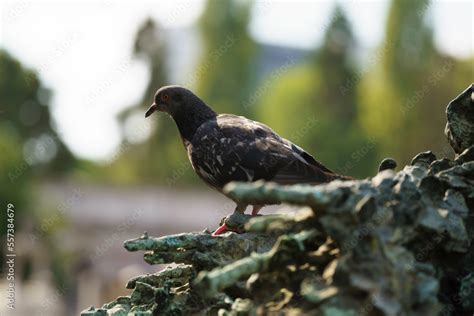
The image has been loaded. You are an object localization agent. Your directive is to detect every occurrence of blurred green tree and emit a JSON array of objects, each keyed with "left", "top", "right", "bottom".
[
  {"left": 317, "top": 6, "right": 358, "bottom": 122},
  {"left": 0, "top": 50, "right": 63, "bottom": 264},
  {"left": 197, "top": 0, "right": 258, "bottom": 115},
  {"left": 0, "top": 49, "right": 74, "bottom": 175},
  {"left": 257, "top": 6, "right": 378, "bottom": 178},
  {"left": 358, "top": 0, "right": 473, "bottom": 164}
]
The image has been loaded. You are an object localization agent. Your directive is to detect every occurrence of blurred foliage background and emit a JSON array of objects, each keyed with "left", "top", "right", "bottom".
[
  {"left": 104, "top": 0, "right": 472, "bottom": 185},
  {"left": 0, "top": 0, "right": 472, "bottom": 314}
]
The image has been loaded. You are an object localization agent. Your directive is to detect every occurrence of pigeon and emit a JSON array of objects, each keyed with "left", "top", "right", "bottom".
[{"left": 145, "top": 85, "right": 352, "bottom": 234}]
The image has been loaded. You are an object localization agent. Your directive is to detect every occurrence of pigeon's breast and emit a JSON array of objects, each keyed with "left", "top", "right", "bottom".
[{"left": 188, "top": 124, "right": 251, "bottom": 190}]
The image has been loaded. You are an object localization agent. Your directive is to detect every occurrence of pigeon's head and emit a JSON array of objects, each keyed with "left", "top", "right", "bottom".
[{"left": 145, "top": 85, "right": 209, "bottom": 118}]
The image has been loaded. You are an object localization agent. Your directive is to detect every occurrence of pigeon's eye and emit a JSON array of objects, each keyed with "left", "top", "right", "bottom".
[{"left": 161, "top": 94, "right": 170, "bottom": 102}]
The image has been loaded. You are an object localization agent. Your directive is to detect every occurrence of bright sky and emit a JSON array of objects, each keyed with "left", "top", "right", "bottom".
[{"left": 0, "top": 0, "right": 472, "bottom": 161}]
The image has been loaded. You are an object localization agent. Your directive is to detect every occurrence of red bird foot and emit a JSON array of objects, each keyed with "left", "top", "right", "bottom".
[
  {"left": 212, "top": 223, "right": 229, "bottom": 236},
  {"left": 211, "top": 210, "right": 262, "bottom": 236}
]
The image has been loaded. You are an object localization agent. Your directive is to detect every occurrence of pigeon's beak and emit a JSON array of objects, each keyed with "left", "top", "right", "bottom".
[{"left": 145, "top": 103, "right": 158, "bottom": 118}]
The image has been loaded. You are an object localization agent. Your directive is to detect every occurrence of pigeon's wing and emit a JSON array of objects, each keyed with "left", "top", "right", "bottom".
[{"left": 191, "top": 114, "right": 337, "bottom": 187}]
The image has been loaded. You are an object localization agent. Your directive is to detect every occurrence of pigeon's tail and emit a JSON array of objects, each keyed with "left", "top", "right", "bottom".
[
  {"left": 298, "top": 153, "right": 354, "bottom": 183},
  {"left": 303, "top": 166, "right": 354, "bottom": 185},
  {"left": 324, "top": 172, "right": 354, "bottom": 182},
  {"left": 301, "top": 173, "right": 353, "bottom": 186}
]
